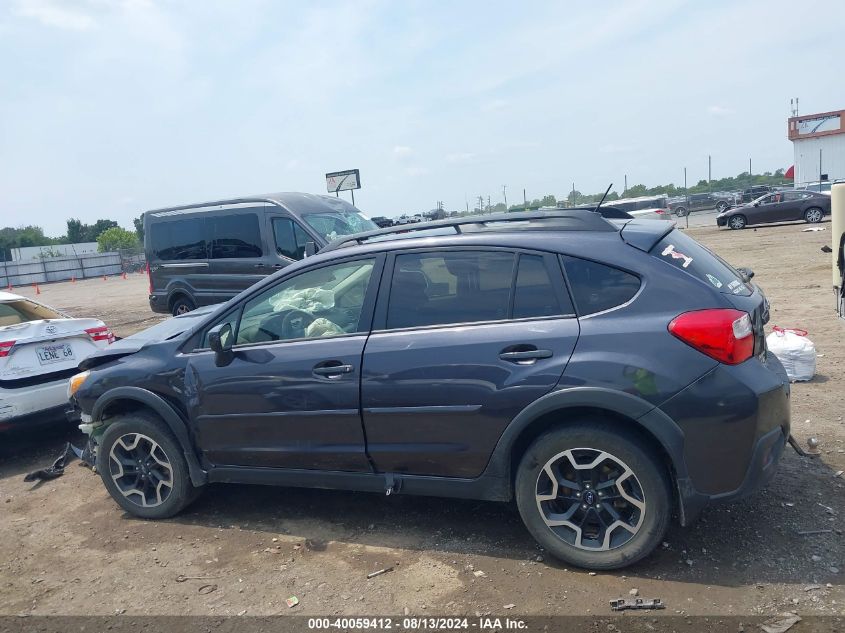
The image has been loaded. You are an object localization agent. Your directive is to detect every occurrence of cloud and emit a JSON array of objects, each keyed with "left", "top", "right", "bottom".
[
  {"left": 599, "top": 144, "right": 635, "bottom": 154},
  {"left": 14, "top": 0, "right": 96, "bottom": 30},
  {"left": 405, "top": 166, "right": 429, "bottom": 176},
  {"left": 393, "top": 145, "right": 413, "bottom": 158},
  {"left": 446, "top": 152, "right": 476, "bottom": 163},
  {"left": 708, "top": 105, "right": 734, "bottom": 117}
]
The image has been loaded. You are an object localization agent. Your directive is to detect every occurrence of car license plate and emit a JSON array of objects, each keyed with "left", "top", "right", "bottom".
[{"left": 36, "top": 343, "right": 75, "bottom": 365}]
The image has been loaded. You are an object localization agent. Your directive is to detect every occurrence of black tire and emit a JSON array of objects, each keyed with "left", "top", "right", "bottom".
[
  {"left": 674, "top": 207, "right": 687, "bottom": 218},
  {"left": 716, "top": 201, "right": 729, "bottom": 213},
  {"left": 728, "top": 214, "right": 747, "bottom": 230},
  {"left": 515, "top": 422, "right": 671, "bottom": 570},
  {"left": 97, "top": 412, "right": 202, "bottom": 519},
  {"left": 170, "top": 295, "right": 196, "bottom": 317},
  {"left": 804, "top": 207, "right": 823, "bottom": 224}
]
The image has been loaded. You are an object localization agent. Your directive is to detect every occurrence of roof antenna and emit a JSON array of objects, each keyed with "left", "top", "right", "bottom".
[{"left": 593, "top": 183, "right": 613, "bottom": 214}]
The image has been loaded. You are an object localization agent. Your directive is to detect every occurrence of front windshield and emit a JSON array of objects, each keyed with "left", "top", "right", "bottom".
[{"left": 302, "top": 210, "right": 377, "bottom": 243}]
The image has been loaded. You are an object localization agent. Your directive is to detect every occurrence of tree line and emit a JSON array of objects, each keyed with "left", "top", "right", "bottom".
[{"left": 0, "top": 217, "right": 143, "bottom": 261}]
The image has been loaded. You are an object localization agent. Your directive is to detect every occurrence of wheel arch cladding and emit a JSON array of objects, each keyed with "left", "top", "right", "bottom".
[
  {"left": 93, "top": 386, "right": 207, "bottom": 486},
  {"left": 494, "top": 388, "right": 688, "bottom": 504}
]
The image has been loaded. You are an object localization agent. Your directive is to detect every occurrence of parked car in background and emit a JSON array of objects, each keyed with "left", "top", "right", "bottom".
[
  {"left": 669, "top": 193, "right": 733, "bottom": 217},
  {"left": 0, "top": 291, "right": 113, "bottom": 429},
  {"left": 371, "top": 216, "right": 394, "bottom": 228},
  {"left": 70, "top": 210, "right": 790, "bottom": 570},
  {"left": 603, "top": 194, "right": 672, "bottom": 220},
  {"left": 741, "top": 185, "right": 774, "bottom": 203},
  {"left": 798, "top": 180, "right": 843, "bottom": 196},
  {"left": 144, "top": 192, "right": 378, "bottom": 316},
  {"left": 717, "top": 190, "right": 831, "bottom": 229}
]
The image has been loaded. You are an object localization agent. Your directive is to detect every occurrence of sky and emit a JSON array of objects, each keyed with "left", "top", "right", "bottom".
[{"left": 1, "top": 0, "right": 844, "bottom": 236}]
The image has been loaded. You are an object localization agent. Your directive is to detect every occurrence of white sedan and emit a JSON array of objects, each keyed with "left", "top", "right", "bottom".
[{"left": 0, "top": 290, "right": 113, "bottom": 429}]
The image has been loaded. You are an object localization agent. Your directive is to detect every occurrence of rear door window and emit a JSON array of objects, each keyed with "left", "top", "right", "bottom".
[
  {"left": 652, "top": 230, "right": 751, "bottom": 296},
  {"left": 512, "top": 254, "right": 573, "bottom": 318},
  {"left": 209, "top": 213, "right": 262, "bottom": 259},
  {"left": 150, "top": 217, "right": 207, "bottom": 261},
  {"left": 561, "top": 257, "right": 640, "bottom": 315}
]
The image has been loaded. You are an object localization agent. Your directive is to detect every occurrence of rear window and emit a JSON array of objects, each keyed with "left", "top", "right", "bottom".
[
  {"left": 652, "top": 230, "right": 751, "bottom": 296},
  {"left": 0, "top": 300, "right": 61, "bottom": 326}
]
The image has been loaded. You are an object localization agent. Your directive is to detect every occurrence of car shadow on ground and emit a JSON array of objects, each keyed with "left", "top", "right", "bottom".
[
  {"left": 4, "top": 423, "right": 842, "bottom": 587},
  {"left": 166, "top": 450, "right": 843, "bottom": 588}
]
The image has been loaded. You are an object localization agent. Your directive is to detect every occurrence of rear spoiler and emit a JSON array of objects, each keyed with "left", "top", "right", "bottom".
[{"left": 619, "top": 219, "right": 676, "bottom": 252}]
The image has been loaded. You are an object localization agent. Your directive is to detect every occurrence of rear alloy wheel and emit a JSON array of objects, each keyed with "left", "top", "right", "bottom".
[
  {"left": 170, "top": 295, "right": 195, "bottom": 316},
  {"left": 515, "top": 424, "right": 670, "bottom": 569},
  {"left": 98, "top": 413, "right": 201, "bottom": 519},
  {"left": 804, "top": 207, "right": 823, "bottom": 224},
  {"left": 716, "top": 201, "right": 729, "bottom": 213},
  {"left": 674, "top": 207, "right": 688, "bottom": 218},
  {"left": 728, "top": 215, "right": 747, "bottom": 230}
]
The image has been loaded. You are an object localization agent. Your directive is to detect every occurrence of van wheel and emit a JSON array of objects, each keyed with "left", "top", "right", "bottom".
[
  {"left": 674, "top": 207, "right": 687, "bottom": 217},
  {"left": 716, "top": 201, "right": 729, "bottom": 213},
  {"left": 97, "top": 412, "right": 203, "bottom": 519},
  {"left": 515, "top": 423, "right": 671, "bottom": 570},
  {"left": 170, "top": 296, "right": 195, "bottom": 316}
]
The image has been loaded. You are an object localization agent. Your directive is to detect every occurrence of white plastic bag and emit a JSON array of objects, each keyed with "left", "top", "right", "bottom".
[{"left": 766, "top": 327, "right": 816, "bottom": 382}]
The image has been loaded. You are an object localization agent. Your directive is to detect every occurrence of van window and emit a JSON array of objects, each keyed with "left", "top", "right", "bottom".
[
  {"left": 209, "top": 213, "right": 262, "bottom": 259},
  {"left": 150, "top": 218, "right": 207, "bottom": 261},
  {"left": 273, "top": 218, "right": 311, "bottom": 260}
]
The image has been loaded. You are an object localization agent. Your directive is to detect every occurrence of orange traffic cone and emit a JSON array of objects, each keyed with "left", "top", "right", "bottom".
[
  {"left": 122, "top": 271, "right": 127, "bottom": 280},
  {"left": 34, "top": 283, "right": 41, "bottom": 295},
  {"left": 71, "top": 276, "right": 76, "bottom": 283},
  {"left": 102, "top": 275, "right": 107, "bottom": 281},
  {"left": 6, "top": 283, "right": 11, "bottom": 292}
]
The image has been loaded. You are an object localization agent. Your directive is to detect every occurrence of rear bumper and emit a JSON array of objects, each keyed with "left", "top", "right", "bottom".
[
  {"left": 148, "top": 294, "right": 169, "bottom": 314},
  {"left": 658, "top": 353, "right": 791, "bottom": 524},
  {"left": 0, "top": 376, "right": 71, "bottom": 428}
]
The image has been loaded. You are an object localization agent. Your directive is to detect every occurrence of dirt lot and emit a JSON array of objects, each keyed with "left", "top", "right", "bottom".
[{"left": 1, "top": 220, "right": 843, "bottom": 618}]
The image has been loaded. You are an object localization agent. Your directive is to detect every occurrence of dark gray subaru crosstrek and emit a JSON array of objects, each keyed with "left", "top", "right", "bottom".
[{"left": 68, "top": 210, "right": 790, "bottom": 570}]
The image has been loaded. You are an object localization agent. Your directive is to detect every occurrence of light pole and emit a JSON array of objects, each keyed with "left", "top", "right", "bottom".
[{"left": 502, "top": 185, "right": 508, "bottom": 210}]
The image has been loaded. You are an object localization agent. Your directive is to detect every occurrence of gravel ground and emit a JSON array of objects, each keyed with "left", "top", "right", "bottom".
[{"left": 0, "top": 220, "right": 843, "bottom": 618}]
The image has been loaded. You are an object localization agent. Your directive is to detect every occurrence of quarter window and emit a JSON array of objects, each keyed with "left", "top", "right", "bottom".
[{"left": 562, "top": 256, "right": 640, "bottom": 315}]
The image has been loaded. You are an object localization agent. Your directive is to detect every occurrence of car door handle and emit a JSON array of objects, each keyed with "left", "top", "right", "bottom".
[
  {"left": 313, "top": 362, "right": 354, "bottom": 377},
  {"left": 498, "top": 348, "right": 553, "bottom": 363}
]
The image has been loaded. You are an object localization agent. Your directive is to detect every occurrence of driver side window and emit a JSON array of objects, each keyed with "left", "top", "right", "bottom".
[{"left": 235, "top": 259, "right": 375, "bottom": 345}]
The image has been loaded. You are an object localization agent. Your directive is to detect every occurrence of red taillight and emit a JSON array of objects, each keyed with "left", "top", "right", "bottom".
[
  {"left": 85, "top": 326, "right": 115, "bottom": 344},
  {"left": 668, "top": 309, "right": 754, "bottom": 365},
  {"left": 655, "top": 209, "right": 666, "bottom": 214},
  {"left": 146, "top": 261, "right": 152, "bottom": 295},
  {"left": 0, "top": 340, "right": 15, "bottom": 357}
]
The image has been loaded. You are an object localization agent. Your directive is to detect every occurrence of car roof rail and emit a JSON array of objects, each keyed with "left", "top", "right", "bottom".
[{"left": 322, "top": 209, "right": 621, "bottom": 252}]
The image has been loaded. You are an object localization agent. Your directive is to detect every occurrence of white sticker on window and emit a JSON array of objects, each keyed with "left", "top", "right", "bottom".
[
  {"left": 661, "top": 244, "right": 693, "bottom": 269},
  {"left": 706, "top": 274, "right": 723, "bottom": 289}
]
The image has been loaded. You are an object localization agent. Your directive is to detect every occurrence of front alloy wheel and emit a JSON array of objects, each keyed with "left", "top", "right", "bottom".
[
  {"left": 729, "top": 215, "right": 747, "bottom": 230},
  {"left": 108, "top": 433, "right": 174, "bottom": 508},
  {"left": 804, "top": 208, "right": 823, "bottom": 223},
  {"left": 535, "top": 448, "right": 645, "bottom": 551}
]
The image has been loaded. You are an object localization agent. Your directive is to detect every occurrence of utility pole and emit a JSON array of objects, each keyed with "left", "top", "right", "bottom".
[
  {"left": 487, "top": 195, "right": 491, "bottom": 214},
  {"left": 476, "top": 195, "right": 484, "bottom": 214},
  {"left": 624, "top": 174, "right": 628, "bottom": 194},
  {"left": 684, "top": 167, "right": 689, "bottom": 229},
  {"left": 708, "top": 155, "right": 712, "bottom": 192},
  {"left": 820, "top": 148, "right": 823, "bottom": 182},
  {"left": 523, "top": 188, "right": 527, "bottom": 208},
  {"left": 502, "top": 185, "right": 508, "bottom": 210}
]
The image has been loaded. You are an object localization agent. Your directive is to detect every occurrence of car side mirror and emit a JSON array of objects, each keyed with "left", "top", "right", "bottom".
[
  {"left": 736, "top": 267, "right": 754, "bottom": 281},
  {"left": 753, "top": 202, "right": 759, "bottom": 207},
  {"left": 207, "top": 322, "right": 234, "bottom": 366},
  {"left": 304, "top": 241, "right": 318, "bottom": 258}
]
